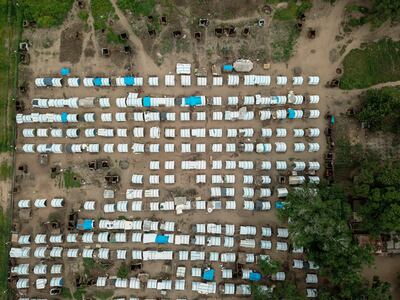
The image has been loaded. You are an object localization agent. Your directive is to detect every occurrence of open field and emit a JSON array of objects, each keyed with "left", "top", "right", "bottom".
[{"left": 5, "top": 0, "right": 400, "bottom": 299}]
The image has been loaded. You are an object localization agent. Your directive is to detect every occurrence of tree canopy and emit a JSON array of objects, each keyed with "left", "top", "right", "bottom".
[
  {"left": 278, "top": 185, "right": 376, "bottom": 298},
  {"left": 352, "top": 158, "right": 400, "bottom": 235}
]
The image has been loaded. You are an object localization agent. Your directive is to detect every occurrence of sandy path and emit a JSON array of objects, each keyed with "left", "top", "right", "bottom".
[{"left": 109, "top": 0, "right": 159, "bottom": 74}]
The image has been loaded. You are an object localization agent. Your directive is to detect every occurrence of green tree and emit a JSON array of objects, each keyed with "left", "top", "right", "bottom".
[
  {"left": 371, "top": 0, "right": 400, "bottom": 27},
  {"left": 352, "top": 159, "right": 400, "bottom": 235},
  {"left": 259, "top": 258, "right": 281, "bottom": 276},
  {"left": 278, "top": 185, "right": 373, "bottom": 287}
]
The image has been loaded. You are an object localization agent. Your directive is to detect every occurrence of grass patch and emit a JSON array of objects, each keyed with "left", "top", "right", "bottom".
[
  {"left": 0, "top": 207, "right": 11, "bottom": 297},
  {"left": 0, "top": 160, "right": 12, "bottom": 180},
  {"left": 93, "top": 290, "right": 114, "bottom": 300},
  {"left": 61, "top": 287, "right": 72, "bottom": 299},
  {"left": 106, "top": 29, "right": 124, "bottom": 44},
  {"left": 73, "top": 287, "right": 86, "bottom": 300},
  {"left": 78, "top": 10, "right": 89, "bottom": 22},
  {"left": 117, "top": 0, "right": 156, "bottom": 16},
  {"left": 270, "top": 20, "right": 299, "bottom": 62},
  {"left": 83, "top": 258, "right": 109, "bottom": 276},
  {"left": 91, "top": 0, "right": 116, "bottom": 31},
  {"left": 340, "top": 38, "right": 400, "bottom": 89},
  {"left": 0, "top": 0, "right": 21, "bottom": 152},
  {"left": 117, "top": 263, "right": 129, "bottom": 278},
  {"left": 63, "top": 168, "right": 81, "bottom": 189},
  {"left": 273, "top": 0, "right": 312, "bottom": 21},
  {"left": 20, "top": 0, "right": 73, "bottom": 27}
]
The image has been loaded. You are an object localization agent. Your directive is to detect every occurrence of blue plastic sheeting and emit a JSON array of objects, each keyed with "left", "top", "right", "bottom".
[
  {"left": 93, "top": 78, "right": 102, "bottom": 86},
  {"left": 223, "top": 64, "right": 233, "bottom": 72},
  {"left": 43, "top": 78, "right": 52, "bottom": 86},
  {"left": 155, "top": 234, "right": 169, "bottom": 244},
  {"left": 61, "top": 112, "right": 68, "bottom": 123},
  {"left": 249, "top": 272, "right": 262, "bottom": 281},
  {"left": 124, "top": 76, "right": 134, "bottom": 86},
  {"left": 275, "top": 201, "right": 285, "bottom": 209},
  {"left": 143, "top": 96, "right": 151, "bottom": 107},
  {"left": 184, "top": 96, "right": 202, "bottom": 106},
  {"left": 61, "top": 68, "right": 70, "bottom": 76},
  {"left": 202, "top": 269, "right": 215, "bottom": 281},
  {"left": 77, "top": 219, "right": 94, "bottom": 230},
  {"left": 287, "top": 108, "right": 295, "bottom": 119}
]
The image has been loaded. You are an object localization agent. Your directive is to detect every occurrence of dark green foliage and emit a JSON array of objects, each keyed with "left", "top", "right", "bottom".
[
  {"left": 258, "top": 258, "right": 281, "bottom": 276},
  {"left": 370, "top": 0, "right": 400, "bottom": 27},
  {"left": 118, "top": 0, "right": 155, "bottom": 16},
  {"left": 340, "top": 39, "right": 400, "bottom": 89},
  {"left": 352, "top": 158, "right": 400, "bottom": 235},
  {"left": 279, "top": 185, "right": 373, "bottom": 287},
  {"left": 20, "top": 0, "right": 74, "bottom": 27},
  {"left": 357, "top": 87, "right": 400, "bottom": 134}
]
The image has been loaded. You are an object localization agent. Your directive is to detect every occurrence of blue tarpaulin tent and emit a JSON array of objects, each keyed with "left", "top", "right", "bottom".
[
  {"left": 93, "top": 78, "right": 102, "bottom": 86},
  {"left": 124, "top": 76, "right": 134, "bottom": 86},
  {"left": 77, "top": 219, "right": 94, "bottom": 230},
  {"left": 288, "top": 108, "right": 295, "bottom": 119},
  {"left": 249, "top": 272, "right": 262, "bottom": 281},
  {"left": 155, "top": 235, "right": 169, "bottom": 244},
  {"left": 60, "top": 68, "right": 70, "bottom": 76},
  {"left": 275, "top": 201, "right": 286, "bottom": 209},
  {"left": 223, "top": 64, "right": 233, "bottom": 72},
  {"left": 61, "top": 112, "right": 68, "bottom": 123},
  {"left": 143, "top": 96, "right": 151, "bottom": 107},
  {"left": 202, "top": 268, "right": 215, "bottom": 281},
  {"left": 184, "top": 96, "right": 202, "bottom": 106}
]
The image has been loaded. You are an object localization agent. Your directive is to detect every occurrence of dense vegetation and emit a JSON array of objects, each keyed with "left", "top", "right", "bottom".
[
  {"left": 340, "top": 39, "right": 400, "bottom": 89},
  {"left": 369, "top": 0, "right": 400, "bottom": 27},
  {"left": 20, "top": 0, "right": 74, "bottom": 27},
  {"left": 351, "top": 153, "right": 400, "bottom": 235},
  {"left": 278, "top": 185, "right": 392, "bottom": 299},
  {"left": 357, "top": 87, "right": 400, "bottom": 134}
]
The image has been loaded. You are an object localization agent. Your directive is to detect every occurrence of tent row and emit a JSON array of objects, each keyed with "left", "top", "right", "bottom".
[
  {"left": 82, "top": 198, "right": 273, "bottom": 213},
  {"left": 20, "top": 127, "right": 321, "bottom": 139},
  {"left": 21, "top": 142, "right": 321, "bottom": 154},
  {"left": 14, "top": 277, "right": 63, "bottom": 289},
  {"left": 17, "top": 198, "right": 64, "bottom": 209},
  {"left": 34, "top": 75, "right": 320, "bottom": 88},
  {"left": 11, "top": 263, "right": 62, "bottom": 276},
  {"left": 30, "top": 94, "right": 319, "bottom": 109},
  {"left": 16, "top": 109, "right": 321, "bottom": 124},
  {"left": 147, "top": 159, "right": 320, "bottom": 170}
]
